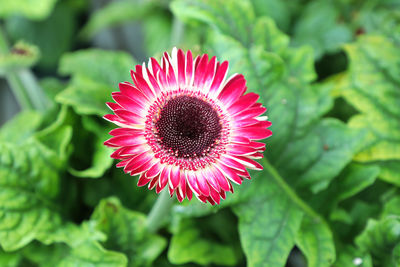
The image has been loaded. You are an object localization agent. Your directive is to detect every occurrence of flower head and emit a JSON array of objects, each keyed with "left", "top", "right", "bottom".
[{"left": 104, "top": 48, "right": 272, "bottom": 205}]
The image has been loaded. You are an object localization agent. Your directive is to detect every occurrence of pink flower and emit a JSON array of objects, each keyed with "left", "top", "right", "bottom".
[{"left": 104, "top": 48, "right": 272, "bottom": 205}]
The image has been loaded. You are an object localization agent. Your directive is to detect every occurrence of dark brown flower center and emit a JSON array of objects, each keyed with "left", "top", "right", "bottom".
[{"left": 155, "top": 95, "right": 222, "bottom": 158}]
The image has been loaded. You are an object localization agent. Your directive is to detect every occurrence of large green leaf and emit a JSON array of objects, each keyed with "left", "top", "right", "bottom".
[
  {"left": 274, "top": 118, "right": 364, "bottom": 193},
  {"left": 0, "top": 248, "right": 20, "bottom": 267},
  {"left": 0, "top": 138, "right": 69, "bottom": 251},
  {"left": 0, "top": 0, "right": 58, "bottom": 20},
  {"left": 339, "top": 35, "right": 400, "bottom": 185},
  {"left": 232, "top": 172, "right": 304, "bottom": 267},
  {"left": 90, "top": 197, "right": 166, "bottom": 267},
  {"left": 171, "top": 0, "right": 255, "bottom": 46},
  {"left": 292, "top": 0, "right": 352, "bottom": 59},
  {"left": 332, "top": 245, "right": 372, "bottom": 267},
  {"left": 168, "top": 217, "right": 239, "bottom": 266},
  {"left": 21, "top": 223, "right": 128, "bottom": 267},
  {"left": 356, "top": 216, "right": 400, "bottom": 267},
  {"left": 68, "top": 117, "right": 113, "bottom": 178},
  {"left": 0, "top": 110, "right": 42, "bottom": 143},
  {"left": 296, "top": 217, "right": 335, "bottom": 267},
  {"left": 0, "top": 106, "right": 72, "bottom": 251},
  {"left": 56, "top": 49, "right": 136, "bottom": 116},
  {"left": 58, "top": 49, "right": 135, "bottom": 86}
]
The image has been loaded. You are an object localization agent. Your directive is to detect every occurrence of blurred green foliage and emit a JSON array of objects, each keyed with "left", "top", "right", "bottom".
[{"left": 0, "top": 0, "right": 400, "bottom": 266}]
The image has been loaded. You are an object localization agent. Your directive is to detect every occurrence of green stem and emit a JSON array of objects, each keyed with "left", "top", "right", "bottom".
[
  {"left": 147, "top": 189, "right": 175, "bottom": 233},
  {"left": 0, "top": 26, "right": 49, "bottom": 111},
  {"left": 262, "top": 157, "right": 324, "bottom": 223}
]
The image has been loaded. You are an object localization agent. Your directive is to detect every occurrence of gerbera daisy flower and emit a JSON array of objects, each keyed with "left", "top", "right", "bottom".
[{"left": 104, "top": 48, "right": 272, "bottom": 205}]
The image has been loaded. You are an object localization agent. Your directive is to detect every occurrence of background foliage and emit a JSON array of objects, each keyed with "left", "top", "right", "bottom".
[{"left": 0, "top": 0, "right": 399, "bottom": 266}]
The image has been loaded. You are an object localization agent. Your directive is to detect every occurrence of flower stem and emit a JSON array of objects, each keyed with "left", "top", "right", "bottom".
[
  {"left": 262, "top": 157, "right": 324, "bottom": 223},
  {"left": 147, "top": 189, "right": 175, "bottom": 233},
  {"left": 0, "top": 26, "right": 49, "bottom": 111}
]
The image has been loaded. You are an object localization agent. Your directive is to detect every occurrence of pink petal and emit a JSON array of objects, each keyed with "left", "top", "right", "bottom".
[
  {"left": 124, "top": 152, "right": 152, "bottom": 173},
  {"left": 119, "top": 82, "right": 150, "bottom": 104},
  {"left": 112, "top": 95, "right": 145, "bottom": 114},
  {"left": 231, "top": 136, "right": 251, "bottom": 144},
  {"left": 137, "top": 173, "right": 151, "bottom": 187},
  {"left": 185, "top": 50, "right": 194, "bottom": 86},
  {"left": 219, "top": 155, "right": 247, "bottom": 172},
  {"left": 131, "top": 69, "right": 156, "bottom": 99},
  {"left": 202, "top": 168, "right": 220, "bottom": 192},
  {"left": 209, "top": 186, "right": 221, "bottom": 205},
  {"left": 228, "top": 92, "right": 259, "bottom": 115},
  {"left": 146, "top": 162, "right": 163, "bottom": 178},
  {"left": 109, "top": 128, "right": 143, "bottom": 136},
  {"left": 106, "top": 102, "right": 122, "bottom": 111},
  {"left": 104, "top": 135, "right": 146, "bottom": 147},
  {"left": 130, "top": 157, "right": 157, "bottom": 176},
  {"left": 114, "top": 109, "right": 143, "bottom": 124},
  {"left": 169, "top": 166, "right": 181, "bottom": 190},
  {"left": 234, "top": 106, "right": 267, "bottom": 120},
  {"left": 186, "top": 183, "right": 193, "bottom": 200},
  {"left": 193, "top": 54, "right": 209, "bottom": 88},
  {"left": 216, "top": 163, "right": 243, "bottom": 185},
  {"left": 186, "top": 171, "right": 201, "bottom": 196},
  {"left": 236, "top": 122, "right": 273, "bottom": 140},
  {"left": 213, "top": 167, "right": 231, "bottom": 191},
  {"left": 209, "top": 61, "right": 228, "bottom": 96},
  {"left": 177, "top": 49, "right": 186, "bottom": 87},
  {"left": 158, "top": 166, "right": 170, "bottom": 192},
  {"left": 228, "top": 155, "right": 263, "bottom": 170},
  {"left": 196, "top": 172, "right": 211, "bottom": 197},
  {"left": 227, "top": 144, "right": 258, "bottom": 156},
  {"left": 217, "top": 74, "right": 246, "bottom": 106},
  {"left": 148, "top": 174, "right": 160, "bottom": 190}
]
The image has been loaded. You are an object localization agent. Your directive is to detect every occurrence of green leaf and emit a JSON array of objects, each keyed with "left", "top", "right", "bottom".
[
  {"left": 91, "top": 197, "right": 166, "bottom": 266},
  {"left": 0, "top": 41, "right": 40, "bottom": 75},
  {"left": 68, "top": 117, "right": 113, "bottom": 178},
  {"left": 57, "top": 241, "right": 128, "bottom": 267},
  {"left": 356, "top": 216, "right": 400, "bottom": 267},
  {"left": 56, "top": 77, "right": 113, "bottom": 116},
  {"left": 0, "top": 248, "right": 21, "bottom": 267},
  {"left": 57, "top": 49, "right": 136, "bottom": 116},
  {"left": 0, "top": 0, "right": 58, "bottom": 20},
  {"left": 0, "top": 107, "right": 72, "bottom": 251},
  {"left": 58, "top": 49, "right": 135, "bottom": 87},
  {"left": 5, "top": 3, "right": 76, "bottom": 69},
  {"left": 81, "top": 0, "right": 157, "bottom": 39},
  {"left": 383, "top": 196, "right": 400, "bottom": 217},
  {"left": 296, "top": 217, "right": 336, "bottom": 267},
  {"left": 334, "top": 163, "right": 380, "bottom": 203},
  {"left": 275, "top": 119, "right": 364, "bottom": 193},
  {"left": 232, "top": 173, "right": 304, "bottom": 267},
  {"left": 339, "top": 35, "right": 400, "bottom": 185},
  {"left": 168, "top": 217, "right": 239, "bottom": 266},
  {"left": 333, "top": 245, "right": 372, "bottom": 267},
  {"left": 0, "top": 110, "right": 42, "bottom": 143},
  {"left": 22, "top": 222, "right": 127, "bottom": 267},
  {"left": 251, "top": 0, "right": 291, "bottom": 31},
  {"left": 0, "top": 139, "right": 66, "bottom": 251},
  {"left": 310, "top": 163, "right": 379, "bottom": 221},
  {"left": 171, "top": 0, "right": 255, "bottom": 46},
  {"left": 292, "top": 1, "right": 352, "bottom": 59}
]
